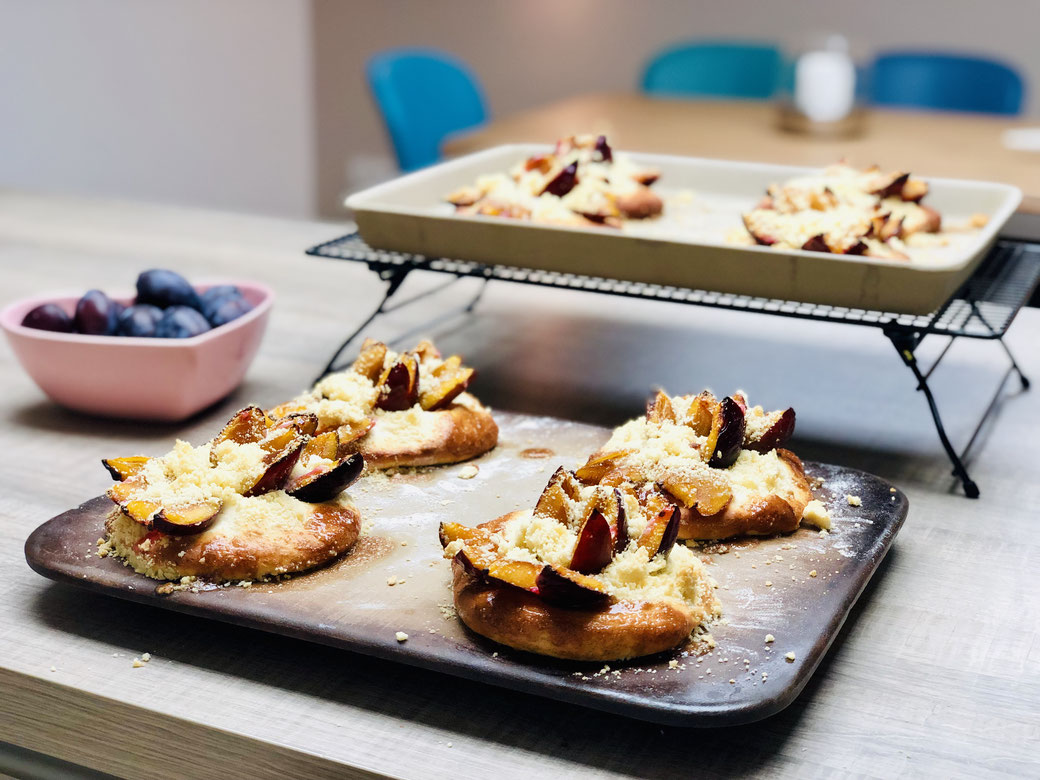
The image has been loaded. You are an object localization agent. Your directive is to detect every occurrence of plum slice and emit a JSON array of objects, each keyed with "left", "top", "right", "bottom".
[
  {"left": 102, "top": 456, "right": 150, "bottom": 482},
  {"left": 660, "top": 473, "right": 732, "bottom": 517},
  {"left": 646, "top": 390, "right": 677, "bottom": 424},
  {"left": 541, "top": 163, "right": 578, "bottom": 197},
  {"left": 211, "top": 406, "right": 268, "bottom": 460},
  {"left": 801, "top": 234, "right": 833, "bottom": 253},
  {"left": 574, "top": 451, "right": 634, "bottom": 485},
  {"left": 686, "top": 391, "right": 718, "bottom": 436},
  {"left": 419, "top": 355, "right": 475, "bottom": 411},
  {"left": 121, "top": 499, "right": 162, "bottom": 527},
  {"left": 594, "top": 135, "right": 613, "bottom": 163},
  {"left": 453, "top": 546, "right": 541, "bottom": 593},
  {"left": 273, "top": 412, "right": 319, "bottom": 437},
  {"left": 375, "top": 354, "right": 419, "bottom": 411},
  {"left": 594, "top": 487, "right": 629, "bottom": 553},
  {"left": 704, "top": 396, "right": 746, "bottom": 468},
  {"left": 870, "top": 172, "right": 910, "bottom": 200},
  {"left": 569, "top": 510, "right": 613, "bottom": 574},
  {"left": 351, "top": 339, "right": 388, "bottom": 383},
  {"left": 745, "top": 408, "right": 796, "bottom": 453},
  {"left": 151, "top": 500, "right": 222, "bottom": 536},
  {"left": 637, "top": 504, "right": 681, "bottom": 558},
  {"left": 533, "top": 467, "right": 584, "bottom": 522},
  {"left": 535, "top": 566, "right": 610, "bottom": 609},
  {"left": 286, "top": 452, "right": 364, "bottom": 503},
  {"left": 439, "top": 521, "right": 494, "bottom": 549},
  {"left": 244, "top": 431, "right": 306, "bottom": 496}
]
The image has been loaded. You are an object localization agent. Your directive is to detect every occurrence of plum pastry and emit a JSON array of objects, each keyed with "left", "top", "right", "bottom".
[
  {"left": 439, "top": 468, "right": 720, "bottom": 661},
  {"left": 269, "top": 338, "right": 498, "bottom": 469},
  {"left": 740, "top": 163, "right": 959, "bottom": 260},
  {"left": 101, "top": 407, "right": 364, "bottom": 582},
  {"left": 446, "top": 134, "right": 663, "bottom": 228},
  {"left": 574, "top": 390, "right": 813, "bottom": 540}
]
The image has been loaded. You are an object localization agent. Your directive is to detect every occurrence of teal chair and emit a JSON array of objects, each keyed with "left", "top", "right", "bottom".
[
  {"left": 367, "top": 48, "right": 488, "bottom": 171},
  {"left": 641, "top": 42, "right": 781, "bottom": 99},
  {"left": 870, "top": 51, "right": 1024, "bottom": 115}
]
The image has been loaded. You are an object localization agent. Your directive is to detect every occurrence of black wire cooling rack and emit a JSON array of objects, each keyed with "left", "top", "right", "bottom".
[{"left": 307, "top": 233, "right": 1040, "bottom": 498}]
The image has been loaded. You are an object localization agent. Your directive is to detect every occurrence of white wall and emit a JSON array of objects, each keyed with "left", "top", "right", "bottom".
[
  {"left": 0, "top": 0, "right": 316, "bottom": 217},
  {"left": 2, "top": 0, "right": 1036, "bottom": 219}
]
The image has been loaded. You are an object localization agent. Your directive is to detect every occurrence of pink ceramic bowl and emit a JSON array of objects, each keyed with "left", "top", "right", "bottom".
[{"left": 1, "top": 281, "right": 274, "bottom": 421}]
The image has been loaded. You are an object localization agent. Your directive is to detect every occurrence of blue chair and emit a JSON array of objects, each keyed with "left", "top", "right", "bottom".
[
  {"left": 870, "top": 52, "right": 1024, "bottom": 115},
  {"left": 366, "top": 48, "right": 488, "bottom": 171},
  {"left": 641, "top": 42, "right": 781, "bottom": 99}
]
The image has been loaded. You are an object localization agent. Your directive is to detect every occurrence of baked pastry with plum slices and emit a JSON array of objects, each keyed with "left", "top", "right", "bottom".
[
  {"left": 101, "top": 406, "right": 364, "bottom": 583},
  {"left": 446, "top": 134, "right": 663, "bottom": 228},
  {"left": 268, "top": 338, "right": 498, "bottom": 469},
  {"left": 740, "top": 162, "right": 956, "bottom": 261},
  {"left": 439, "top": 469, "right": 720, "bottom": 661},
  {"left": 574, "top": 390, "right": 814, "bottom": 541}
]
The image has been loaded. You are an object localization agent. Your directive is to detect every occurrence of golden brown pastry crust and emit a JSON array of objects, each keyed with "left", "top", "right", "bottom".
[
  {"left": 358, "top": 402, "right": 499, "bottom": 469},
  {"left": 105, "top": 501, "right": 361, "bottom": 582},
  {"left": 678, "top": 449, "right": 813, "bottom": 540},
  {"left": 449, "top": 512, "right": 716, "bottom": 661}
]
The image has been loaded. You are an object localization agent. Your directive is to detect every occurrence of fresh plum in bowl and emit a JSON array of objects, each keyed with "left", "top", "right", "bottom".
[{"left": 1, "top": 280, "right": 274, "bottom": 421}]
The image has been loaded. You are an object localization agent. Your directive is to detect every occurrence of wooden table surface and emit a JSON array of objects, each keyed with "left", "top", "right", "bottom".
[
  {"left": 1, "top": 191, "right": 1039, "bottom": 779},
  {"left": 443, "top": 94, "right": 1040, "bottom": 216}
]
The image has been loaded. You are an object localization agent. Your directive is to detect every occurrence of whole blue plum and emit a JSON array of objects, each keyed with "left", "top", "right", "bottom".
[
  {"left": 207, "top": 295, "right": 253, "bottom": 327},
  {"left": 21, "top": 303, "right": 74, "bottom": 333},
  {"left": 74, "top": 289, "right": 120, "bottom": 335},
  {"left": 115, "top": 304, "right": 164, "bottom": 337},
  {"left": 200, "top": 285, "right": 244, "bottom": 322},
  {"left": 154, "top": 306, "right": 211, "bottom": 339},
  {"left": 136, "top": 269, "right": 202, "bottom": 311}
]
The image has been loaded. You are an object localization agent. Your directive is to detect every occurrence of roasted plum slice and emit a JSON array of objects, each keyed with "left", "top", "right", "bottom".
[
  {"left": 535, "top": 566, "right": 610, "bottom": 609},
  {"left": 335, "top": 418, "right": 376, "bottom": 454},
  {"left": 244, "top": 430, "right": 306, "bottom": 496},
  {"left": 102, "top": 456, "right": 150, "bottom": 481},
  {"left": 533, "top": 467, "right": 584, "bottom": 522},
  {"left": 286, "top": 452, "right": 364, "bottom": 503},
  {"left": 270, "top": 412, "right": 319, "bottom": 437},
  {"left": 704, "top": 396, "right": 746, "bottom": 468},
  {"left": 637, "top": 504, "right": 681, "bottom": 558},
  {"left": 151, "top": 500, "right": 222, "bottom": 536},
  {"left": 541, "top": 162, "right": 578, "bottom": 197},
  {"left": 801, "top": 234, "right": 833, "bottom": 253},
  {"left": 901, "top": 178, "right": 929, "bottom": 202},
  {"left": 419, "top": 355, "right": 475, "bottom": 411},
  {"left": 351, "top": 339, "right": 388, "bottom": 383},
  {"left": 660, "top": 473, "right": 732, "bottom": 517},
  {"left": 439, "top": 521, "right": 494, "bottom": 549},
  {"left": 593, "top": 487, "right": 629, "bottom": 553},
  {"left": 686, "top": 391, "right": 718, "bottom": 436},
  {"left": 646, "top": 390, "right": 677, "bottom": 424},
  {"left": 375, "top": 354, "right": 419, "bottom": 411},
  {"left": 593, "top": 135, "right": 613, "bottom": 162},
  {"left": 569, "top": 510, "right": 613, "bottom": 574},
  {"left": 743, "top": 214, "right": 777, "bottom": 246},
  {"left": 453, "top": 545, "right": 541, "bottom": 593},
  {"left": 870, "top": 172, "right": 911, "bottom": 200},
  {"left": 746, "top": 408, "right": 796, "bottom": 453},
  {"left": 574, "top": 451, "right": 634, "bottom": 484},
  {"left": 211, "top": 406, "right": 268, "bottom": 457}
]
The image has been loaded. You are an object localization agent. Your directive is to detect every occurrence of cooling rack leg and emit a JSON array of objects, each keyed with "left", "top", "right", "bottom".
[
  {"left": 313, "top": 266, "right": 412, "bottom": 382},
  {"left": 998, "top": 337, "right": 1031, "bottom": 390},
  {"left": 887, "top": 332, "right": 980, "bottom": 499}
]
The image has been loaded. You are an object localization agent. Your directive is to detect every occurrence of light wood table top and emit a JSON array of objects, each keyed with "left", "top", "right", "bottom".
[
  {"left": 1, "top": 191, "right": 1039, "bottom": 779},
  {"left": 444, "top": 94, "right": 1040, "bottom": 216}
]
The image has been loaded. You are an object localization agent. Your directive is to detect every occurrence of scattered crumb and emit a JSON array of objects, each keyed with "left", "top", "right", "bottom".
[
  {"left": 400, "top": 540, "right": 408, "bottom": 547},
  {"left": 236, "top": 580, "right": 252, "bottom": 588},
  {"left": 395, "top": 632, "right": 409, "bottom": 643},
  {"left": 765, "top": 634, "right": 775, "bottom": 644},
  {"left": 801, "top": 499, "right": 831, "bottom": 530},
  {"left": 810, "top": 570, "right": 818, "bottom": 578},
  {"left": 96, "top": 537, "right": 114, "bottom": 558},
  {"left": 458, "top": 465, "right": 479, "bottom": 480},
  {"left": 387, "top": 576, "right": 397, "bottom": 586},
  {"left": 889, "top": 487, "right": 897, "bottom": 493},
  {"left": 446, "top": 743, "right": 453, "bottom": 748},
  {"left": 765, "top": 581, "right": 773, "bottom": 587},
  {"left": 668, "top": 659, "right": 679, "bottom": 669},
  {"left": 441, "top": 499, "right": 454, "bottom": 506},
  {"left": 846, "top": 494, "right": 862, "bottom": 507},
  {"left": 492, "top": 652, "right": 498, "bottom": 658},
  {"left": 785, "top": 652, "right": 796, "bottom": 662},
  {"left": 49, "top": 666, "right": 57, "bottom": 672},
  {"left": 729, "top": 679, "right": 735, "bottom": 684},
  {"left": 132, "top": 652, "right": 151, "bottom": 668}
]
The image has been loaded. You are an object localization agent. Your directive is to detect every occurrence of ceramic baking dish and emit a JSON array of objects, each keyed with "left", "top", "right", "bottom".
[{"left": 346, "top": 145, "right": 1021, "bottom": 314}]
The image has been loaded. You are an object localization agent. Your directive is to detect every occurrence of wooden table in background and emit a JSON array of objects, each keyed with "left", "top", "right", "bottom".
[
  {"left": 1, "top": 191, "right": 1038, "bottom": 778},
  {"left": 444, "top": 94, "right": 1040, "bottom": 216}
]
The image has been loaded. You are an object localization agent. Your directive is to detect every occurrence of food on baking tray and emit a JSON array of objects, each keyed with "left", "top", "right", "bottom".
[
  {"left": 101, "top": 407, "right": 364, "bottom": 582},
  {"left": 269, "top": 338, "right": 498, "bottom": 469},
  {"left": 438, "top": 469, "right": 720, "bottom": 661},
  {"left": 446, "top": 135, "right": 663, "bottom": 228},
  {"left": 575, "top": 390, "right": 813, "bottom": 540},
  {"left": 19, "top": 270, "right": 254, "bottom": 338},
  {"left": 740, "top": 163, "right": 967, "bottom": 260}
]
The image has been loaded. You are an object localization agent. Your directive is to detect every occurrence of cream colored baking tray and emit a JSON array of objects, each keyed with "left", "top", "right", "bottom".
[{"left": 346, "top": 146, "right": 1022, "bottom": 314}]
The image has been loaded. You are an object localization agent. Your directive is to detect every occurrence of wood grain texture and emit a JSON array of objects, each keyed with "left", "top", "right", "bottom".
[
  {"left": 1, "top": 191, "right": 1039, "bottom": 778},
  {"left": 442, "top": 94, "right": 1040, "bottom": 215}
]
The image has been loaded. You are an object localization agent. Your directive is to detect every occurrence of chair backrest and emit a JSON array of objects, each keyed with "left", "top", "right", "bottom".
[
  {"left": 641, "top": 41, "right": 781, "bottom": 99},
  {"left": 366, "top": 48, "right": 488, "bottom": 171},
  {"left": 870, "top": 51, "right": 1024, "bottom": 115}
]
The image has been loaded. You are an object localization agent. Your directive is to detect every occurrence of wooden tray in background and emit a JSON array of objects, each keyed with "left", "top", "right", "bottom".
[{"left": 24, "top": 412, "right": 907, "bottom": 727}]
